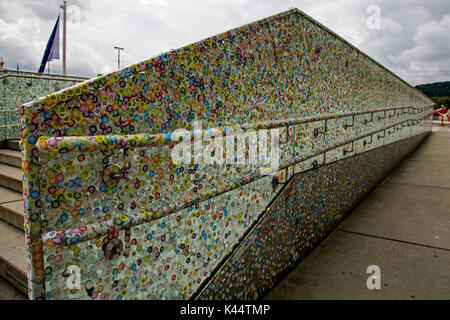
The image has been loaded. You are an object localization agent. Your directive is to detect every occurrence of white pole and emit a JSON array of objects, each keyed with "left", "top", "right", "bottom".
[{"left": 60, "top": 1, "right": 67, "bottom": 75}]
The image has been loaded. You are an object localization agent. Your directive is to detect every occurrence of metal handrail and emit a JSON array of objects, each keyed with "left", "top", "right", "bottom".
[
  {"left": 34, "top": 104, "right": 434, "bottom": 154},
  {"left": 41, "top": 110, "right": 433, "bottom": 246}
]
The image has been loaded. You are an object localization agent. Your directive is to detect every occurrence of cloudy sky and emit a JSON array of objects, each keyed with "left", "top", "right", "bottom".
[{"left": 0, "top": 0, "right": 449, "bottom": 85}]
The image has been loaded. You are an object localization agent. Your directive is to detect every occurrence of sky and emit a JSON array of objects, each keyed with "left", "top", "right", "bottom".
[{"left": 0, "top": 0, "right": 449, "bottom": 85}]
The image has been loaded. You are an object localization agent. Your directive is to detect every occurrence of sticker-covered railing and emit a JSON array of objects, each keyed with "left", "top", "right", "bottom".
[
  {"left": 0, "top": 69, "right": 86, "bottom": 142},
  {"left": 20, "top": 8, "right": 434, "bottom": 300}
]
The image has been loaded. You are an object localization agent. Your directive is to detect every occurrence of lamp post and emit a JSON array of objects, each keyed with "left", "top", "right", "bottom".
[{"left": 114, "top": 46, "right": 124, "bottom": 70}]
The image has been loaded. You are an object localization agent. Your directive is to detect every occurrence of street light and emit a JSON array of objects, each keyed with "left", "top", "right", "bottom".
[{"left": 114, "top": 46, "right": 124, "bottom": 70}]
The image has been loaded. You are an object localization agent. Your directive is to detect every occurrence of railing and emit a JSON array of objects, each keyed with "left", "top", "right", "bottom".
[
  {"left": 0, "top": 109, "right": 18, "bottom": 141},
  {"left": 23, "top": 101, "right": 433, "bottom": 300},
  {"left": 37, "top": 104, "right": 433, "bottom": 247},
  {"left": 0, "top": 69, "right": 86, "bottom": 142},
  {"left": 19, "top": 8, "right": 435, "bottom": 300},
  {"left": 434, "top": 107, "right": 450, "bottom": 126}
]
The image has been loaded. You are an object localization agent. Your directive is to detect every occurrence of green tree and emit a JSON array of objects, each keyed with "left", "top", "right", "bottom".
[{"left": 431, "top": 96, "right": 450, "bottom": 110}]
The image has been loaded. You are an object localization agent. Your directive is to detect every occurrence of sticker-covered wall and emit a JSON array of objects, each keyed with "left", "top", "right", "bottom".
[
  {"left": 19, "top": 8, "right": 434, "bottom": 300},
  {"left": 197, "top": 132, "right": 429, "bottom": 299},
  {"left": 0, "top": 69, "right": 86, "bottom": 141}
]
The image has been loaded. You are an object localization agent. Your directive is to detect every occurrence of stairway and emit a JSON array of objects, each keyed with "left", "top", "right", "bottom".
[{"left": 0, "top": 140, "right": 28, "bottom": 299}]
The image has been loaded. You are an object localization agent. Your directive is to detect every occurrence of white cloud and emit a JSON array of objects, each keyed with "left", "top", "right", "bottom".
[
  {"left": 0, "top": 18, "right": 42, "bottom": 69},
  {"left": 0, "top": 0, "right": 449, "bottom": 85},
  {"left": 388, "top": 14, "right": 450, "bottom": 84},
  {"left": 382, "top": 18, "right": 403, "bottom": 33}
]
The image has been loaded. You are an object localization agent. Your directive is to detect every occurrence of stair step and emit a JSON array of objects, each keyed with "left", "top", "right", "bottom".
[
  {"left": 0, "top": 163, "right": 22, "bottom": 192},
  {"left": 0, "top": 201, "right": 24, "bottom": 231},
  {"left": 0, "top": 276, "right": 27, "bottom": 300},
  {"left": 0, "top": 219, "right": 27, "bottom": 296},
  {"left": 0, "top": 186, "right": 24, "bottom": 231},
  {"left": 6, "top": 140, "right": 20, "bottom": 151},
  {"left": 0, "top": 186, "right": 23, "bottom": 203},
  {"left": 0, "top": 149, "right": 22, "bottom": 168}
]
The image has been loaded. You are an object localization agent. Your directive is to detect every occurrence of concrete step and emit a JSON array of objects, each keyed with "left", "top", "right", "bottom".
[
  {"left": 0, "top": 186, "right": 24, "bottom": 231},
  {"left": 0, "top": 202, "right": 24, "bottom": 231},
  {"left": 6, "top": 140, "right": 20, "bottom": 152},
  {"left": 0, "top": 219, "right": 27, "bottom": 296},
  {"left": 0, "top": 276, "right": 27, "bottom": 300},
  {"left": 0, "top": 149, "right": 21, "bottom": 168},
  {"left": 0, "top": 162, "right": 22, "bottom": 193}
]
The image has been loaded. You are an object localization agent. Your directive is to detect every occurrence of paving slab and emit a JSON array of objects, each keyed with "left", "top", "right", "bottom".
[
  {"left": 406, "top": 153, "right": 450, "bottom": 164},
  {"left": 411, "top": 143, "right": 450, "bottom": 156},
  {"left": 264, "top": 231, "right": 450, "bottom": 300},
  {"left": 420, "top": 137, "right": 450, "bottom": 146},
  {"left": 338, "top": 182, "right": 450, "bottom": 250},
  {"left": 385, "top": 161, "right": 450, "bottom": 189},
  {"left": 265, "top": 130, "right": 450, "bottom": 300},
  {"left": 431, "top": 125, "right": 450, "bottom": 133}
]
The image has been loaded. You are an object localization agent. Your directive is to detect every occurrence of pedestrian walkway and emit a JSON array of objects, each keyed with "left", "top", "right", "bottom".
[{"left": 265, "top": 126, "right": 450, "bottom": 300}]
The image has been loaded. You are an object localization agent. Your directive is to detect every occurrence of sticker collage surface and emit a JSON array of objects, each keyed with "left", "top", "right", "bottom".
[{"left": 19, "top": 9, "right": 433, "bottom": 299}]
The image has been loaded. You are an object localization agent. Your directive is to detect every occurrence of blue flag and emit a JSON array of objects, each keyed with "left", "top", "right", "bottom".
[{"left": 38, "top": 15, "right": 60, "bottom": 73}]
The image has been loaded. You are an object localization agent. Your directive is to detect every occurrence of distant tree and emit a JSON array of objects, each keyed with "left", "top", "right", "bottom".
[
  {"left": 431, "top": 96, "right": 450, "bottom": 110},
  {"left": 416, "top": 81, "right": 450, "bottom": 98}
]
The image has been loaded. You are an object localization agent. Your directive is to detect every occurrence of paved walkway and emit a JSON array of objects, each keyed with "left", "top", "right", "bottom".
[{"left": 265, "top": 126, "right": 450, "bottom": 300}]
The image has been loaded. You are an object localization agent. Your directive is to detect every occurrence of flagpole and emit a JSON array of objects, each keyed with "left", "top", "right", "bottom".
[{"left": 60, "top": 1, "right": 67, "bottom": 75}]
